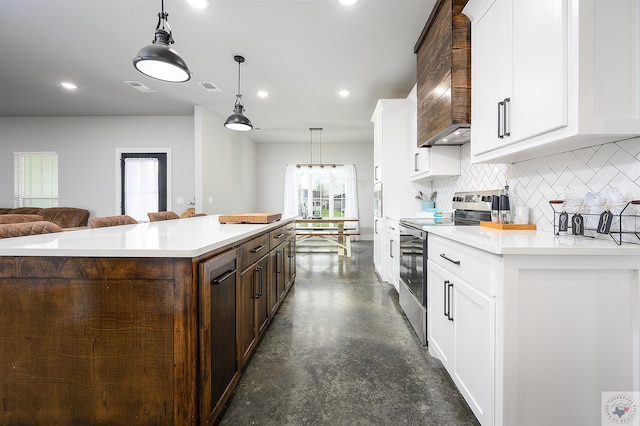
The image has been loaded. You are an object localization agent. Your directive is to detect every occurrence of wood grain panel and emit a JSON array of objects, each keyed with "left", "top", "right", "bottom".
[
  {"left": 0, "top": 256, "right": 174, "bottom": 280},
  {"left": 415, "top": 0, "right": 470, "bottom": 147},
  {"left": 0, "top": 277, "right": 175, "bottom": 424}
]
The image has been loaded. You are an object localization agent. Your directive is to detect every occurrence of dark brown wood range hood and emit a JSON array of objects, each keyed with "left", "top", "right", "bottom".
[{"left": 414, "top": 0, "right": 471, "bottom": 147}]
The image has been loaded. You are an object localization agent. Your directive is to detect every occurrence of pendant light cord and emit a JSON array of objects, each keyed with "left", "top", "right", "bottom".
[
  {"left": 237, "top": 60, "right": 241, "bottom": 97},
  {"left": 319, "top": 129, "right": 322, "bottom": 165}
]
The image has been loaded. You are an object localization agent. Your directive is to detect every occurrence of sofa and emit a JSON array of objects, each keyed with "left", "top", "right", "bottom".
[{"left": 0, "top": 207, "right": 90, "bottom": 228}]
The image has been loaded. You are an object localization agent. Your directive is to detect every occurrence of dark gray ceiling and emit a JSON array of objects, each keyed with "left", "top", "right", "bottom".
[{"left": 0, "top": 0, "right": 435, "bottom": 144}]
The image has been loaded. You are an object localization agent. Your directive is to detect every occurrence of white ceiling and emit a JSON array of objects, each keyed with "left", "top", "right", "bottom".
[{"left": 0, "top": 0, "right": 436, "bottom": 144}]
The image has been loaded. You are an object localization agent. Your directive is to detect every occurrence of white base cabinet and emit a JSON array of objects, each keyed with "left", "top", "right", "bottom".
[
  {"left": 464, "top": 0, "right": 640, "bottom": 164},
  {"left": 428, "top": 236, "right": 496, "bottom": 426},
  {"left": 373, "top": 217, "right": 383, "bottom": 277},
  {"left": 428, "top": 233, "right": 640, "bottom": 426},
  {"left": 384, "top": 218, "right": 400, "bottom": 291}
]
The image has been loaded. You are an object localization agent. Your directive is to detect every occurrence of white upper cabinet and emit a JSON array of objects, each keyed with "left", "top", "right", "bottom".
[
  {"left": 464, "top": 0, "right": 640, "bottom": 164},
  {"left": 408, "top": 88, "right": 461, "bottom": 181}
]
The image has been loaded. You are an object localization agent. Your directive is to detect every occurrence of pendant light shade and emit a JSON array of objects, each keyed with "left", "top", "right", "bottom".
[
  {"left": 133, "top": 1, "right": 192, "bottom": 83},
  {"left": 224, "top": 55, "right": 253, "bottom": 131}
]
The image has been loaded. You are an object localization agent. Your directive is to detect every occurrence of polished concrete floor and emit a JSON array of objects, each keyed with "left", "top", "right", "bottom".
[{"left": 217, "top": 241, "right": 480, "bottom": 425}]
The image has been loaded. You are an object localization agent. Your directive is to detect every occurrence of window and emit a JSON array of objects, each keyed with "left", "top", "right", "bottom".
[
  {"left": 120, "top": 153, "right": 167, "bottom": 222},
  {"left": 297, "top": 166, "right": 346, "bottom": 218},
  {"left": 283, "top": 164, "right": 359, "bottom": 228},
  {"left": 13, "top": 152, "right": 58, "bottom": 208}
]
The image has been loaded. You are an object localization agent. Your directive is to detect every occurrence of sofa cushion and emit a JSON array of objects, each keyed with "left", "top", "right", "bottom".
[
  {"left": 37, "top": 207, "right": 90, "bottom": 228},
  {"left": 0, "top": 214, "right": 43, "bottom": 224},
  {"left": 7, "top": 207, "right": 42, "bottom": 215}
]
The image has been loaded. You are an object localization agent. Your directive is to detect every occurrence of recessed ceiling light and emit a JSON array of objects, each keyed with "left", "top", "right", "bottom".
[
  {"left": 185, "top": 0, "right": 210, "bottom": 9},
  {"left": 60, "top": 81, "right": 78, "bottom": 90},
  {"left": 338, "top": 90, "right": 350, "bottom": 97},
  {"left": 257, "top": 90, "right": 269, "bottom": 98},
  {"left": 338, "top": 0, "right": 359, "bottom": 5}
]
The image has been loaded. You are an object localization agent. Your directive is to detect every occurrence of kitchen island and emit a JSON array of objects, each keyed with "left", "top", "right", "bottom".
[
  {"left": 0, "top": 215, "right": 297, "bottom": 425},
  {"left": 423, "top": 226, "right": 640, "bottom": 426}
]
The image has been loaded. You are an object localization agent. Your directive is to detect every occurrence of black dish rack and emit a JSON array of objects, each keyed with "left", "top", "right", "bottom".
[{"left": 549, "top": 199, "right": 640, "bottom": 245}]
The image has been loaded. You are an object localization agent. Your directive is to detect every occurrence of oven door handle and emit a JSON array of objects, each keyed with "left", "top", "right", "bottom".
[{"left": 440, "top": 253, "right": 461, "bottom": 265}]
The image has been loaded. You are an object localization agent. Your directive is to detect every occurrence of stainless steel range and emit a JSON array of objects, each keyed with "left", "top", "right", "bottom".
[{"left": 398, "top": 190, "right": 501, "bottom": 346}]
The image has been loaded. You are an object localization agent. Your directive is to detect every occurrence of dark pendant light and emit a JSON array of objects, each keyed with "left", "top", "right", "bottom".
[
  {"left": 224, "top": 55, "right": 253, "bottom": 131},
  {"left": 133, "top": 0, "right": 192, "bottom": 83}
]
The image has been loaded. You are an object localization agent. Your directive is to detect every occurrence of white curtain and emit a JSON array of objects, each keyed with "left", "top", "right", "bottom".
[
  {"left": 282, "top": 164, "right": 299, "bottom": 218},
  {"left": 344, "top": 164, "right": 359, "bottom": 232},
  {"left": 124, "top": 157, "right": 159, "bottom": 222}
]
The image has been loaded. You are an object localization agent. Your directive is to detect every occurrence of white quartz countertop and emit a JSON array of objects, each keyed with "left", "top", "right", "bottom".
[
  {"left": 0, "top": 215, "right": 296, "bottom": 258},
  {"left": 424, "top": 225, "right": 640, "bottom": 255}
]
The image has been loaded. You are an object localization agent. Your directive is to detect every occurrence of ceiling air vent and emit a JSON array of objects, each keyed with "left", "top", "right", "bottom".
[
  {"left": 124, "top": 81, "right": 155, "bottom": 93},
  {"left": 199, "top": 82, "right": 221, "bottom": 92}
]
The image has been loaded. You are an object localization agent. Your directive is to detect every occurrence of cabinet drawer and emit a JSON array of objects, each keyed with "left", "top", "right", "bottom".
[
  {"left": 240, "top": 233, "right": 270, "bottom": 270},
  {"left": 428, "top": 234, "right": 500, "bottom": 296},
  {"left": 269, "top": 222, "right": 295, "bottom": 249}
]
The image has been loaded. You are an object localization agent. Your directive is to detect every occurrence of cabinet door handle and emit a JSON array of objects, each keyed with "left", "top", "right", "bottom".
[
  {"left": 212, "top": 268, "right": 236, "bottom": 285},
  {"left": 503, "top": 97, "right": 511, "bottom": 137},
  {"left": 389, "top": 239, "right": 394, "bottom": 258},
  {"left": 276, "top": 249, "right": 283, "bottom": 273},
  {"left": 414, "top": 152, "right": 419, "bottom": 172},
  {"left": 254, "top": 266, "right": 263, "bottom": 298},
  {"left": 443, "top": 280, "right": 450, "bottom": 318},
  {"left": 374, "top": 165, "right": 380, "bottom": 180},
  {"left": 497, "top": 100, "right": 504, "bottom": 138},
  {"left": 446, "top": 282, "right": 454, "bottom": 321},
  {"left": 440, "top": 253, "right": 461, "bottom": 265},
  {"left": 250, "top": 244, "right": 266, "bottom": 253}
]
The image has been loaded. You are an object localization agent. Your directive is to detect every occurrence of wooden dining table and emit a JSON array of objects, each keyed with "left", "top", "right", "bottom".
[{"left": 295, "top": 218, "right": 360, "bottom": 256}]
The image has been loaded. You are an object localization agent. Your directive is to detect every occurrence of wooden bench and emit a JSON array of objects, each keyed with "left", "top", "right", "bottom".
[{"left": 295, "top": 218, "right": 360, "bottom": 257}]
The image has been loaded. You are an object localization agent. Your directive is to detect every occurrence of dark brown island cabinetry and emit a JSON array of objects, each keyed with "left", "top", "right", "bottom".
[
  {"left": 415, "top": 0, "right": 471, "bottom": 147},
  {"left": 199, "top": 249, "right": 240, "bottom": 424},
  {"left": 0, "top": 218, "right": 296, "bottom": 425},
  {"left": 269, "top": 222, "right": 296, "bottom": 316}
]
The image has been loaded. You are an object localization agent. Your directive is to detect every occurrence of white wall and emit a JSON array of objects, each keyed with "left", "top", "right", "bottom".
[
  {"left": 0, "top": 116, "right": 194, "bottom": 219},
  {"left": 254, "top": 141, "right": 374, "bottom": 239},
  {"left": 195, "top": 106, "right": 257, "bottom": 214}
]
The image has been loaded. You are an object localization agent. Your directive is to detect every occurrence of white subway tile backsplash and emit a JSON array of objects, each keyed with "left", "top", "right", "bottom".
[
  {"left": 617, "top": 138, "right": 640, "bottom": 156},
  {"left": 431, "top": 137, "right": 640, "bottom": 232},
  {"left": 587, "top": 143, "right": 619, "bottom": 169},
  {"left": 610, "top": 148, "right": 640, "bottom": 181}
]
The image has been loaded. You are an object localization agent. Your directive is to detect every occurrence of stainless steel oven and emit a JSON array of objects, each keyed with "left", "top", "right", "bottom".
[
  {"left": 398, "top": 223, "right": 428, "bottom": 345},
  {"left": 397, "top": 189, "right": 501, "bottom": 346}
]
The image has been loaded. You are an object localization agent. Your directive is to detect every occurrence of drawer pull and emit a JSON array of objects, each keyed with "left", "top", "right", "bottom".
[
  {"left": 440, "top": 253, "right": 460, "bottom": 265},
  {"left": 250, "top": 244, "right": 266, "bottom": 253},
  {"left": 274, "top": 233, "right": 285, "bottom": 239},
  {"left": 212, "top": 269, "right": 236, "bottom": 285}
]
